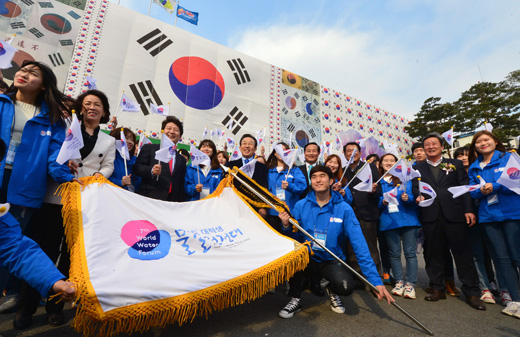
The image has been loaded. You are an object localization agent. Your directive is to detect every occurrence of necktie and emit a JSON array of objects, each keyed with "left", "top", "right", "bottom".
[
  {"left": 168, "top": 158, "right": 173, "bottom": 194},
  {"left": 244, "top": 158, "right": 251, "bottom": 165},
  {"left": 308, "top": 164, "right": 313, "bottom": 183}
]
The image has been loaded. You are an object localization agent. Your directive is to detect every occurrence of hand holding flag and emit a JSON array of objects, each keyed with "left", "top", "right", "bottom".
[
  {"left": 448, "top": 176, "right": 486, "bottom": 198},
  {"left": 57, "top": 113, "right": 83, "bottom": 165},
  {"left": 417, "top": 179, "right": 437, "bottom": 207},
  {"left": 383, "top": 185, "right": 400, "bottom": 205},
  {"left": 353, "top": 162, "right": 373, "bottom": 192}
]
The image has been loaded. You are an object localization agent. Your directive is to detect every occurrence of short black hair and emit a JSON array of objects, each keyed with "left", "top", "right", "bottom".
[
  {"left": 366, "top": 153, "right": 380, "bottom": 162},
  {"left": 454, "top": 146, "right": 469, "bottom": 159},
  {"left": 304, "top": 142, "right": 320, "bottom": 153},
  {"left": 343, "top": 142, "right": 361, "bottom": 153},
  {"left": 411, "top": 142, "right": 423, "bottom": 152},
  {"left": 309, "top": 164, "right": 333, "bottom": 180},
  {"left": 422, "top": 132, "right": 444, "bottom": 146},
  {"left": 240, "top": 133, "right": 257, "bottom": 148},
  {"left": 75, "top": 89, "right": 111, "bottom": 124},
  {"left": 161, "top": 116, "right": 184, "bottom": 136}
]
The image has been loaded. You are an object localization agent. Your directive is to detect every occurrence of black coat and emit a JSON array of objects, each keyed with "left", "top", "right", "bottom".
[
  {"left": 133, "top": 143, "right": 187, "bottom": 202},
  {"left": 227, "top": 158, "right": 268, "bottom": 189},
  {"left": 344, "top": 161, "right": 381, "bottom": 221},
  {"left": 412, "top": 158, "right": 474, "bottom": 223}
]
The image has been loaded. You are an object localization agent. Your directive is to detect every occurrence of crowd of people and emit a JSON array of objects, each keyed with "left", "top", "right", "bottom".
[{"left": 0, "top": 60, "right": 519, "bottom": 332}]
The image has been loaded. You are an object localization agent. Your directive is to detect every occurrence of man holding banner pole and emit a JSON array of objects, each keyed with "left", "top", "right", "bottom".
[{"left": 277, "top": 165, "right": 393, "bottom": 318}]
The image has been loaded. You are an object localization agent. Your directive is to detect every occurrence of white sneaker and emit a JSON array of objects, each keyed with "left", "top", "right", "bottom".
[
  {"left": 501, "top": 291, "right": 513, "bottom": 306},
  {"left": 326, "top": 287, "right": 345, "bottom": 314},
  {"left": 392, "top": 281, "right": 405, "bottom": 296},
  {"left": 480, "top": 290, "right": 495, "bottom": 304},
  {"left": 279, "top": 298, "right": 302, "bottom": 319},
  {"left": 502, "top": 301, "right": 520, "bottom": 317},
  {"left": 404, "top": 284, "right": 416, "bottom": 299}
]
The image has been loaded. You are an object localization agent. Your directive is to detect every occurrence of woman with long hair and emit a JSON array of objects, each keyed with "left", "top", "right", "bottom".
[
  {"left": 185, "top": 139, "right": 223, "bottom": 201},
  {"left": 109, "top": 127, "right": 141, "bottom": 192},
  {"left": 324, "top": 154, "right": 352, "bottom": 205},
  {"left": 468, "top": 130, "right": 520, "bottom": 317},
  {"left": 0, "top": 60, "right": 76, "bottom": 322},
  {"left": 378, "top": 153, "right": 420, "bottom": 299},
  {"left": 217, "top": 150, "right": 229, "bottom": 166},
  {"left": 265, "top": 142, "right": 306, "bottom": 232}
]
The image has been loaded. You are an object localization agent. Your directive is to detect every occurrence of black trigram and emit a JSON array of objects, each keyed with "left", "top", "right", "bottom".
[
  {"left": 226, "top": 58, "right": 250, "bottom": 85},
  {"left": 10, "top": 22, "right": 25, "bottom": 29},
  {"left": 136, "top": 29, "right": 173, "bottom": 57},
  {"left": 68, "top": 10, "right": 81, "bottom": 20},
  {"left": 48, "top": 53, "right": 64, "bottom": 67},
  {"left": 38, "top": 2, "right": 53, "bottom": 8},
  {"left": 287, "top": 123, "right": 295, "bottom": 132},
  {"left": 59, "top": 39, "right": 73, "bottom": 46},
  {"left": 309, "top": 129, "right": 316, "bottom": 138},
  {"left": 28, "top": 28, "right": 44, "bottom": 38},
  {"left": 221, "top": 107, "right": 248, "bottom": 135},
  {"left": 129, "top": 80, "right": 163, "bottom": 116},
  {"left": 21, "top": 0, "right": 34, "bottom": 5}
]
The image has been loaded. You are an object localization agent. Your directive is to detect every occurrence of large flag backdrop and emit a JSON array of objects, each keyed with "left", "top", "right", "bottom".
[
  {"left": 62, "top": 1, "right": 414, "bottom": 155},
  {"left": 0, "top": 0, "right": 84, "bottom": 88},
  {"left": 59, "top": 173, "right": 308, "bottom": 335}
]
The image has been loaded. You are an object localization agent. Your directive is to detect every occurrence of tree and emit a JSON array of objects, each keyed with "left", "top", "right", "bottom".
[{"left": 406, "top": 69, "right": 520, "bottom": 143}]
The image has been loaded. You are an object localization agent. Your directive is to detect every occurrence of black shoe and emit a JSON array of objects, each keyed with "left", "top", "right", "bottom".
[
  {"left": 47, "top": 312, "right": 65, "bottom": 326},
  {"left": 466, "top": 296, "right": 486, "bottom": 310},
  {"left": 13, "top": 312, "right": 32, "bottom": 330}
]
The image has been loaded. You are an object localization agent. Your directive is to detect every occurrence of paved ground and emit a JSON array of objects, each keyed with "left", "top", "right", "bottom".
[{"left": 1, "top": 259, "right": 519, "bottom": 337}]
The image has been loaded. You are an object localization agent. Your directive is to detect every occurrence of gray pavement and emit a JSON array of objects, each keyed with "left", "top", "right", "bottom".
[{"left": 1, "top": 259, "right": 519, "bottom": 337}]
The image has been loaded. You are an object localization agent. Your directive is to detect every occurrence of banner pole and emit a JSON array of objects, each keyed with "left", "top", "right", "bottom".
[{"left": 221, "top": 165, "right": 433, "bottom": 336}]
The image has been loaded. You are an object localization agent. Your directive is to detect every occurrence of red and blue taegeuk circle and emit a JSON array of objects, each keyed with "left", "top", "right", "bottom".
[
  {"left": 40, "top": 14, "right": 72, "bottom": 34},
  {"left": 169, "top": 56, "right": 225, "bottom": 110}
]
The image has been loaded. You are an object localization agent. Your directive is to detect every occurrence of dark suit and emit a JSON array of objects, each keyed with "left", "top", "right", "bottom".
[
  {"left": 344, "top": 161, "right": 382, "bottom": 275},
  {"left": 133, "top": 143, "right": 186, "bottom": 202},
  {"left": 413, "top": 158, "right": 479, "bottom": 297},
  {"left": 227, "top": 158, "right": 268, "bottom": 189},
  {"left": 298, "top": 163, "right": 313, "bottom": 199}
]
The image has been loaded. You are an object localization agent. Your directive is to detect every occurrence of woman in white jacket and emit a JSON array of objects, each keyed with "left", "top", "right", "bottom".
[{"left": 69, "top": 90, "right": 115, "bottom": 178}]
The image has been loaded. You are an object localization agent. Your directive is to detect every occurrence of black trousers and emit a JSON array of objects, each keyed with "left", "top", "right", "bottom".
[
  {"left": 422, "top": 214, "right": 480, "bottom": 297},
  {"left": 18, "top": 203, "right": 69, "bottom": 316},
  {"left": 288, "top": 259, "right": 355, "bottom": 298},
  {"left": 346, "top": 218, "right": 382, "bottom": 276}
]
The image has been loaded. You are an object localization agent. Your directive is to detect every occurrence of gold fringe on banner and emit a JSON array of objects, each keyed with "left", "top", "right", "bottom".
[{"left": 60, "top": 174, "right": 309, "bottom": 336}]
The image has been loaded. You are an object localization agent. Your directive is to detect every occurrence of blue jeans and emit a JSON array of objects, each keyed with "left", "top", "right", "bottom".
[
  {"left": 483, "top": 220, "right": 520, "bottom": 301},
  {"left": 384, "top": 227, "right": 418, "bottom": 286}
]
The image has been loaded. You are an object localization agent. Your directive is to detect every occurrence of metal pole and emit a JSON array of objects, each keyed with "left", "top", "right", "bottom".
[
  {"left": 343, "top": 160, "right": 369, "bottom": 189},
  {"left": 147, "top": 0, "right": 152, "bottom": 16},
  {"left": 222, "top": 165, "right": 434, "bottom": 336}
]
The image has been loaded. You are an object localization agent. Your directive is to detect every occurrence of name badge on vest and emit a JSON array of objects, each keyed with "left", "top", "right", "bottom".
[
  {"left": 388, "top": 204, "right": 399, "bottom": 213},
  {"left": 276, "top": 187, "right": 286, "bottom": 201},
  {"left": 487, "top": 194, "right": 499, "bottom": 206},
  {"left": 312, "top": 231, "right": 327, "bottom": 252},
  {"left": 6, "top": 140, "right": 20, "bottom": 165}
]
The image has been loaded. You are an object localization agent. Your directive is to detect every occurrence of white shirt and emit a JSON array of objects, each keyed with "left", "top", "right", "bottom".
[{"left": 426, "top": 157, "right": 443, "bottom": 167}]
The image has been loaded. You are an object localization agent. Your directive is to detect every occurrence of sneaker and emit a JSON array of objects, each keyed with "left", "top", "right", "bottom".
[
  {"left": 502, "top": 301, "right": 520, "bottom": 317},
  {"left": 404, "top": 284, "right": 416, "bottom": 299},
  {"left": 501, "top": 291, "right": 513, "bottom": 306},
  {"left": 480, "top": 290, "right": 495, "bottom": 304},
  {"left": 325, "top": 287, "right": 345, "bottom": 314},
  {"left": 392, "top": 281, "right": 405, "bottom": 296},
  {"left": 279, "top": 298, "right": 302, "bottom": 318},
  {"left": 0, "top": 294, "right": 19, "bottom": 314},
  {"left": 382, "top": 273, "right": 393, "bottom": 285}
]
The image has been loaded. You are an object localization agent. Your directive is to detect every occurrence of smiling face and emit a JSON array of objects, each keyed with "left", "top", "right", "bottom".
[
  {"left": 423, "top": 137, "right": 443, "bottom": 161},
  {"left": 239, "top": 136, "right": 257, "bottom": 159},
  {"left": 164, "top": 122, "right": 181, "bottom": 143},
  {"left": 413, "top": 147, "right": 426, "bottom": 162},
  {"left": 81, "top": 95, "right": 105, "bottom": 125},
  {"left": 344, "top": 144, "right": 361, "bottom": 163},
  {"left": 14, "top": 64, "right": 44, "bottom": 94},
  {"left": 200, "top": 143, "right": 213, "bottom": 157},
  {"left": 456, "top": 151, "right": 469, "bottom": 167},
  {"left": 325, "top": 156, "right": 340, "bottom": 174},
  {"left": 381, "top": 154, "right": 396, "bottom": 172},
  {"left": 310, "top": 171, "right": 333, "bottom": 193},
  {"left": 475, "top": 134, "right": 497, "bottom": 156},
  {"left": 304, "top": 144, "right": 319, "bottom": 164}
]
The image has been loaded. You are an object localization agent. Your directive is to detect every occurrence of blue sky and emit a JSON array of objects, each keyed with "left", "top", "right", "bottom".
[{"left": 112, "top": 0, "right": 520, "bottom": 120}]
